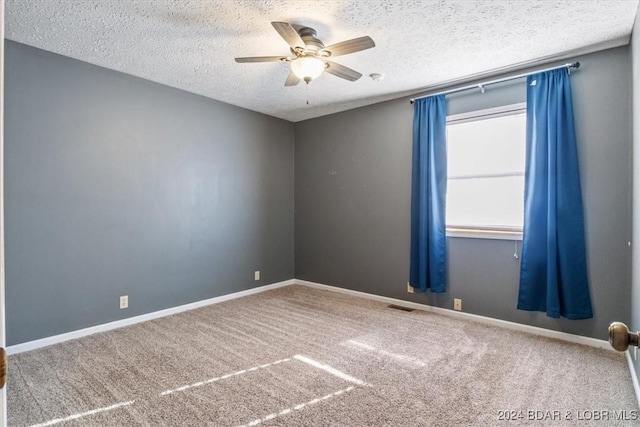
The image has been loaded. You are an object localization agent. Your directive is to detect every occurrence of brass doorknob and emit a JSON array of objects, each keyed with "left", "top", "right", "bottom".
[{"left": 608, "top": 322, "right": 639, "bottom": 352}]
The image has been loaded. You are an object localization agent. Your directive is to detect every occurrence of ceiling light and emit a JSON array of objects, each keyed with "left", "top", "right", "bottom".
[{"left": 291, "top": 57, "right": 325, "bottom": 83}]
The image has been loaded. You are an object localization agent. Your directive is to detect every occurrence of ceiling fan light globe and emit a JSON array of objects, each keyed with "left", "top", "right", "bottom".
[{"left": 291, "top": 57, "right": 325, "bottom": 81}]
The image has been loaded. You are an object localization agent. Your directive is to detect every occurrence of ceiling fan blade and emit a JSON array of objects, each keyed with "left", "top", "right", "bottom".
[
  {"left": 271, "top": 22, "right": 306, "bottom": 50},
  {"left": 322, "top": 36, "right": 375, "bottom": 57},
  {"left": 285, "top": 71, "right": 301, "bottom": 86},
  {"left": 325, "top": 61, "right": 362, "bottom": 82},
  {"left": 235, "top": 56, "right": 288, "bottom": 63},
  {"left": 284, "top": 71, "right": 300, "bottom": 86}
]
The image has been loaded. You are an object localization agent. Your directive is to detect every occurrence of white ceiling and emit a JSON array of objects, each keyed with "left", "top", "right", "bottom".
[{"left": 5, "top": 0, "right": 639, "bottom": 122}]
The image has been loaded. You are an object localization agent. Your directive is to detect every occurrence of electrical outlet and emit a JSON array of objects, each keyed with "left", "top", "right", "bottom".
[
  {"left": 407, "top": 282, "right": 414, "bottom": 294},
  {"left": 120, "top": 295, "right": 128, "bottom": 309},
  {"left": 454, "top": 298, "right": 462, "bottom": 311},
  {"left": 254, "top": 270, "right": 260, "bottom": 281}
]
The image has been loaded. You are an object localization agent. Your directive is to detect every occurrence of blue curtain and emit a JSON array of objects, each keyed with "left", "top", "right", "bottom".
[
  {"left": 410, "top": 95, "right": 447, "bottom": 292},
  {"left": 518, "top": 69, "right": 592, "bottom": 319}
]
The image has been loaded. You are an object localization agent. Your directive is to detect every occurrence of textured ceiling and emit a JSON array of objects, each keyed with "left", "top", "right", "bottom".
[{"left": 5, "top": 0, "right": 639, "bottom": 122}]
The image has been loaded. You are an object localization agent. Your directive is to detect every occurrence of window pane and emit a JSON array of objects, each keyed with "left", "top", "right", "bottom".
[
  {"left": 446, "top": 108, "right": 526, "bottom": 230},
  {"left": 447, "top": 176, "right": 524, "bottom": 228},
  {"left": 447, "top": 114, "right": 525, "bottom": 178}
]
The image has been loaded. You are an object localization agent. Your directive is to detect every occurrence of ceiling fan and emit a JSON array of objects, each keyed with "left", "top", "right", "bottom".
[{"left": 235, "top": 22, "right": 375, "bottom": 86}]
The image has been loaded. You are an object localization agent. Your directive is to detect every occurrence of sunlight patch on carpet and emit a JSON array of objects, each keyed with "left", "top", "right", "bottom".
[
  {"left": 343, "top": 339, "right": 427, "bottom": 368},
  {"left": 237, "top": 386, "right": 357, "bottom": 427},
  {"left": 29, "top": 400, "right": 135, "bottom": 427},
  {"left": 28, "top": 353, "right": 365, "bottom": 426},
  {"left": 293, "top": 354, "right": 367, "bottom": 385},
  {"left": 159, "top": 357, "right": 292, "bottom": 396}
]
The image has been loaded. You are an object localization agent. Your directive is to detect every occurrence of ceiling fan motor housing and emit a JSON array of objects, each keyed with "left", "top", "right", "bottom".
[{"left": 296, "top": 27, "right": 326, "bottom": 55}]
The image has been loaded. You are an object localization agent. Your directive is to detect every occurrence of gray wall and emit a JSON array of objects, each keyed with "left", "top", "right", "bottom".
[
  {"left": 5, "top": 41, "right": 295, "bottom": 345},
  {"left": 295, "top": 46, "right": 632, "bottom": 340},
  {"left": 4, "top": 39, "right": 632, "bottom": 346},
  {"left": 631, "top": 7, "right": 640, "bottom": 386}
]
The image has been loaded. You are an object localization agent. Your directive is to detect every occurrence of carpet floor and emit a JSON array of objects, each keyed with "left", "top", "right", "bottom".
[{"left": 7, "top": 285, "right": 638, "bottom": 426}]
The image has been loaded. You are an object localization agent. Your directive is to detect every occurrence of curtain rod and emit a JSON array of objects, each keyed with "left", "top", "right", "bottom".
[{"left": 409, "top": 62, "right": 580, "bottom": 104}]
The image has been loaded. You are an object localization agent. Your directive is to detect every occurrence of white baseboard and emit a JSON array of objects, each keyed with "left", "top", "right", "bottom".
[
  {"left": 7, "top": 277, "right": 615, "bottom": 356},
  {"left": 294, "top": 279, "right": 613, "bottom": 351},
  {"left": 7, "top": 279, "right": 295, "bottom": 355},
  {"left": 7, "top": 276, "right": 636, "bottom": 407},
  {"left": 626, "top": 351, "right": 640, "bottom": 409}
]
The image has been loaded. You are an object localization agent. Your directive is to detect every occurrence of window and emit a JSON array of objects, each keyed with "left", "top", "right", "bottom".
[{"left": 446, "top": 104, "right": 526, "bottom": 239}]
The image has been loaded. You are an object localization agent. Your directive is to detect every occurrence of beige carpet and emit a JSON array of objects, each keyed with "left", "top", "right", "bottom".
[{"left": 8, "top": 285, "right": 638, "bottom": 426}]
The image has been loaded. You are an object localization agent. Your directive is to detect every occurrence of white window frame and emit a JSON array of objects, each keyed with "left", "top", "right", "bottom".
[{"left": 445, "top": 103, "right": 526, "bottom": 241}]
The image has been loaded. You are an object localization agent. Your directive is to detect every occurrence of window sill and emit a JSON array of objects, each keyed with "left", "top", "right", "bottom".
[{"left": 446, "top": 227, "right": 523, "bottom": 241}]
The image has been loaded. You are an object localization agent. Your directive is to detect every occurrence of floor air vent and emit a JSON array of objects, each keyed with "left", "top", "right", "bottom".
[{"left": 387, "top": 304, "right": 415, "bottom": 312}]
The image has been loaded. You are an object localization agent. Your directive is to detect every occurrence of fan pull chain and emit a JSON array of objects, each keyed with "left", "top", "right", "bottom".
[{"left": 306, "top": 82, "right": 309, "bottom": 105}]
